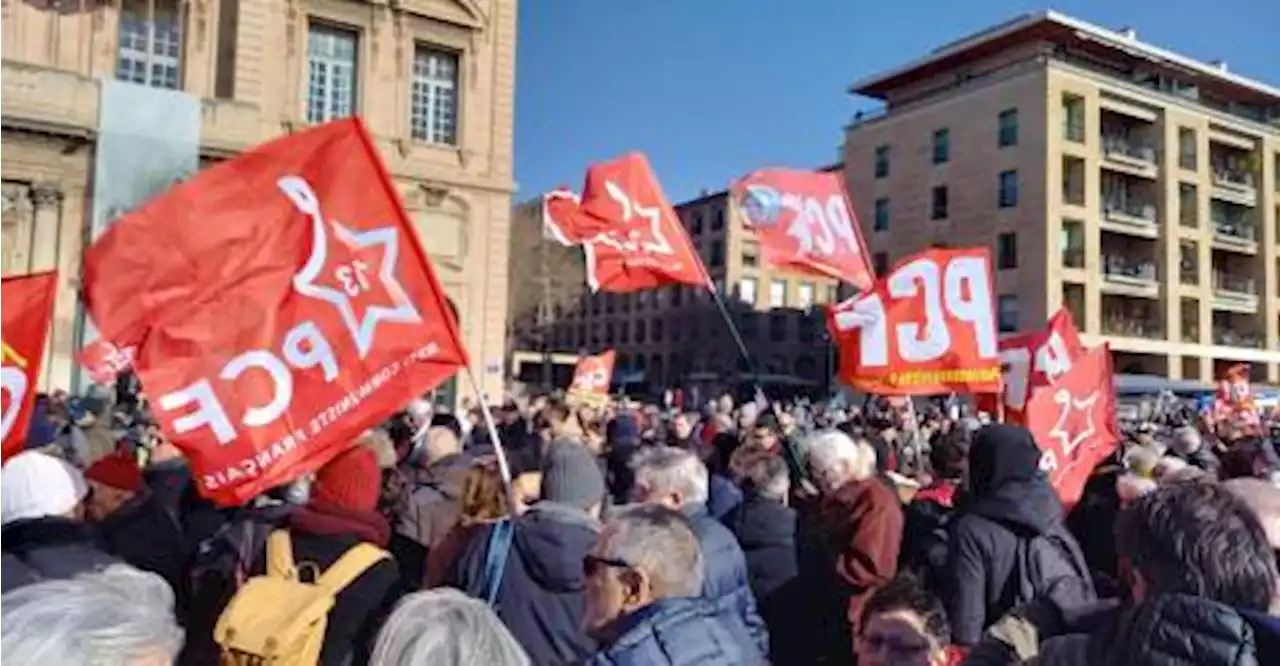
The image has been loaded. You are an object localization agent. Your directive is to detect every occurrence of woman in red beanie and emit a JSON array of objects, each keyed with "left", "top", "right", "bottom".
[{"left": 266, "top": 445, "right": 404, "bottom": 666}]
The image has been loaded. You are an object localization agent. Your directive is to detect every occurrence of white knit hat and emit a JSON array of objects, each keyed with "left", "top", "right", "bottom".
[{"left": 1, "top": 451, "right": 89, "bottom": 525}]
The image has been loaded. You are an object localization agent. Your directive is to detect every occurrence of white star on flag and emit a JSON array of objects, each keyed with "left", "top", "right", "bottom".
[
  {"left": 1047, "top": 388, "right": 1099, "bottom": 456},
  {"left": 280, "top": 176, "right": 421, "bottom": 358}
]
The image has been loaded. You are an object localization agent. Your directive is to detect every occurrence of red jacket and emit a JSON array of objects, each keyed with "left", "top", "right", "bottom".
[{"left": 812, "top": 478, "right": 905, "bottom": 633}]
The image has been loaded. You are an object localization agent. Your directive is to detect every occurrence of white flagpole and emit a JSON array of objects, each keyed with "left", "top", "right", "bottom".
[{"left": 460, "top": 365, "right": 518, "bottom": 514}]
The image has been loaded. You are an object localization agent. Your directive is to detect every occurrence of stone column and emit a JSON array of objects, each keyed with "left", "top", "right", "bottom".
[
  {"left": 1, "top": 184, "right": 35, "bottom": 275},
  {"left": 30, "top": 184, "right": 77, "bottom": 391}
]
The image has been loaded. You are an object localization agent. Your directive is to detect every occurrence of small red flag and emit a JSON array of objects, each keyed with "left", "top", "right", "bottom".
[{"left": 2, "top": 271, "right": 58, "bottom": 462}]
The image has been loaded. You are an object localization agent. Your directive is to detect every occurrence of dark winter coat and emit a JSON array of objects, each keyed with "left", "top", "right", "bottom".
[
  {"left": 722, "top": 493, "right": 800, "bottom": 663},
  {"left": 98, "top": 491, "right": 187, "bottom": 604},
  {"left": 686, "top": 504, "right": 770, "bottom": 656},
  {"left": 577, "top": 597, "right": 762, "bottom": 666},
  {"left": 0, "top": 517, "right": 120, "bottom": 592},
  {"left": 946, "top": 424, "right": 1092, "bottom": 645},
  {"left": 450, "top": 501, "right": 601, "bottom": 666}
]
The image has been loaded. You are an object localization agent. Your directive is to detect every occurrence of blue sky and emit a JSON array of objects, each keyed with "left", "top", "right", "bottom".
[{"left": 513, "top": 0, "right": 1278, "bottom": 203}]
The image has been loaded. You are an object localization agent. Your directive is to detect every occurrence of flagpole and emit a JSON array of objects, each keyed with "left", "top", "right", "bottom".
[{"left": 460, "top": 365, "right": 518, "bottom": 516}]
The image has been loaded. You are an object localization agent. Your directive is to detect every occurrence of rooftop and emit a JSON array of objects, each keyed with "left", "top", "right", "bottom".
[{"left": 849, "top": 10, "right": 1280, "bottom": 112}]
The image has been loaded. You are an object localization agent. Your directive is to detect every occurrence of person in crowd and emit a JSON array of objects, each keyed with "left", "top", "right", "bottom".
[
  {"left": 85, "top": 450, "right": 187, "bottom": 604},
  {"left": 1169, "top": 425, "right": 1221, "bottom": 475},
  {"left": 856, "top": 574, "right": 959, "bottom": 666},
  {"left": 1, "top": 564, "right": 184, "bottom": 666},
  {"left": 722, "top": 453, "right": 799, "bottom": 662},
  {"left": 667, "top": 411, "right": 700, "bottom": 449},
  {"left": 265, "top": 445, "right": 403, "bottom": 666},
  {"left": 604, "top": 412, "right": 643, "bottom": 505},
  {"left": 425, "top": 458, "right": 514, "bottom": 587},
  {"left": 794, "top": 429, "right": 904, "bottom": 666},
  {"left": 76, "top": 391, "right": 117, "bottom": 467},
  {"left": 579, "top": 504, "right": 760, "bottom": 665},
  {"left": 400, "top": 420, "right": 474, "bottom": 583},
  {"left": 448, "top": 442, "right": 605, "bottom": 665},
  {"left": 916, "top": 428, "right": 968, "bottom": 508},
  {"left": 1, "top": 451, "right": 119, "bottom": 592},
  {"left": 944, "top": 424, "right": 1093, "bottom": 646},
  {"left": 1225, "top": 477, "right": 1280, "bottom": 552},
  {"left": 630, "top": 446, "right": 769, "bottom": 654},
  {"left": 369, "top": 588, "right": 530, "bottom": 666}
]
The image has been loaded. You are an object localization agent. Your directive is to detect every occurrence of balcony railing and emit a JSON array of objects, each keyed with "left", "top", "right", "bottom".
[
  {"left": 1061, "top": 247, "right": 1085, "bottom": 269},
  {"left": 1212, "top": 218, "right": 1257, "bottom": 241},
  {"left": 1213, "top": 329, "right": 1263, "bottom": 348},
  {"left": 1211, "top": 166, "right": 1256, "bottom": 189},
  {"left": 1102, "top": 135, "right": 1157, "bottom": 164},
  {"left": 1102, "top": 257, "right": 1158, "bottom": 281},
  {"left": 1212, "top": 274, "right": 1257, "bottom": 294},
  {"left": 1064, "top": 119, "right": 1085, "bottom": 143},
  {"left": 1102, "top": 197, "right": 1157, "bottom": 228},
  {"left": 1102, "top": 315, "right": 1165, "bottom": 339}
]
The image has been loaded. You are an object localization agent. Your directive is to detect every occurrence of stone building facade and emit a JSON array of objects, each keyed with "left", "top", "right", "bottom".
[{"left": 1, "top": 0, "right": 518, "bottom": 403}]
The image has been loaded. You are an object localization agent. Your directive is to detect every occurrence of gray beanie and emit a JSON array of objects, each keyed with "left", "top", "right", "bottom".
[{"left": 540, "top": 441, "right": 606, "bottom": 510}]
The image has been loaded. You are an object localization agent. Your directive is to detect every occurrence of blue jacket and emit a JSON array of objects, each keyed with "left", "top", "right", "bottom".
[
  {"left": 578, "top": 597, "right": 760, "bottom": 666},
  {"left": 686, "top": 505, "right": 769, "bottom": 656}
]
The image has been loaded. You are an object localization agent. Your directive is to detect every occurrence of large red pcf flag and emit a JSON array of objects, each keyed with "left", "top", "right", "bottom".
[
  {"left": 729, "top": 168, "right": 874, "bottom": 291},
  {"left": 567, "top": 349, "right": 615, "bottom": 406},
  {"left": 82, "top": 118, "right": 468, "bottom": 505},
  {"left": 981, "top": 307, "right": 1085, "bottom": 424},
  {"left": 542, "top": 153, "right": 707, "bottom": 292},
  {"left": 827, "top": 247, "right": 1001, "bottom": 395},
  {"left": 1024, "top": 345, "right": 1120, "bottom": 508},
  {"left": 1, "top": 271, "right": 57, "bottom": 462}
]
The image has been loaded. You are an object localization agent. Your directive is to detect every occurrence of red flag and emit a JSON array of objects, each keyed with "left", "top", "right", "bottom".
[
  {"left": 1024, "top": 345, "right": 1120, "bottom": 508},
  {"left": 979, "top": 308, "right": 1085, "bottom": 423},
  {"left": 2, "top": 271, "right": 57, "bottom": 462},
  {"left": 78, "top": 339, "right": 136, "bottom": 386},
  {"left": 542, "top": 153, "right": 707, "bottom": 292},
  {"left": 729, "top": 168, "right": 874, "bottom": 291},
  {"left": 82, "top": 118, "right": 468, "bottom": 505},
  {"left": 827, "top": 247, "right": 1001, "bottom": 395},
  {"left": 567, "top": 350, "right": 616, "bottom": 406}
]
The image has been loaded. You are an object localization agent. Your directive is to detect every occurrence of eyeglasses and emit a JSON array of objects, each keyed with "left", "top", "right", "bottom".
[
  {"left": 860, "top": 633, "right": 931, "bottom": 659},
  {"left": 582, "top": 554, "right": 634, "bottom": 578}
]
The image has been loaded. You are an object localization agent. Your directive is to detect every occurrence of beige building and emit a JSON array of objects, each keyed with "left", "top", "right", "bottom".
[
  {"left": 2, "top": 0, "right": 518, "bottom": 404},
  {"left": 532, "top": 185, "right": 846, "bottom": 398},
  {"left": 844, "top": 11, "right": 1280, "bottom": 384}
]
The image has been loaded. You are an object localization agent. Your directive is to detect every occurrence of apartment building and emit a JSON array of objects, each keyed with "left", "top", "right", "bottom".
[
  {"left": 1, "top": 0, "right": 517, "bottom": 403},
  {"left": 844, "top": 11, "right": 1280, "bottom": 384},
  {"left": 537, "top": 184, "right": 845, "bottom": 398}
]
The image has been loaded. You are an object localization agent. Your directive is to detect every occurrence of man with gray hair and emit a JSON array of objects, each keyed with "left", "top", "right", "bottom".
[
  {"left": 1, "top": 564, "right": 184, "bottom": 666},
  {"left": 370, "top": 588, "right": 530, "bottom": 666},
  {"left": 630, "top": 446, "right": 769, "bottom": 654},
  {"left": 580, "top": 504, "right": 759, "bottom": 665}
]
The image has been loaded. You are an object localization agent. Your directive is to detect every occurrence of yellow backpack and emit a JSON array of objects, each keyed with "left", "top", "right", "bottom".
[{"left": 214, "top": 529, "right": 389, "bottom": 666}]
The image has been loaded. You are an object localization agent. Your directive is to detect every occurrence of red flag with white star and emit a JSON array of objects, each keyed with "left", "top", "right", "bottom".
[
  {"left": 1024, "top": 345, "right": 1120, "bottom": 508},
  {"left": 82, "top": 118, "right": 468, "bottom": 505},
  {"left": 542, "top": 153, "right": 708, "bottom": 292},
  {"left": 2, "top": 271, "right": 58, "bottom": 462}
]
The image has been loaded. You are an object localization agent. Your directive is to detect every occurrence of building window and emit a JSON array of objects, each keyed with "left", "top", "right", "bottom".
[
  {"left": 930, "top": 186, "right": 948, "bottom": 220},
  {"left": 827, "top": 284, "right": 840, "bottom": 303},
  {"left": 873, "top": 198, "right": 890, "bottom": 231},
  {"left": 410, "top": 46, "right": 459, "bottom": 145},
  {"left": 932, "top": 128, "right": 950, "bottom": 164},
  {"left": 797, "top": 282, "right": 815, "bottom": 309},
  {"left": 671, "top": 287, "right": 684, "bottom": 307},
  {"left": 738, "top": 277, "right": 757, "bottom": 305},
  {"left": 873, "top": 252, "right": 888, "bottom": 275},
  {"left": 653, "top": 318, "right": 664, "bottom": 342},
  {"left": 709, "top": 240, "right": 724, "bottom": 267},
  {"left": 1061, "top": 219, "right": 1085, "bottom": 268},
  {"left": 690, "top": 211, "right": 704, "bottom": 235},
  {"left": 635, "top": 320, "right": 647, "bottom": 344},
  {"left": 742, "top": 243, "right": 759, "bottom": 268},
  {"left": 1178, "top": 127, "right": 1197, "bottom": 171},
  {"left": 116, "top": 0, "right": 183, "bottom": 89},
  {"left": 711, "top": 206, "right": 725, "bottom": 231},
  {"left": 619, "top": 322, "right": 630, "bottom": 344},
  {"left": 874, "top": 145, "right": 890, "bottom": 178},
  {"left": 306, "top": 23, "right": 358, "bottom": 123},
  {"left": 997, "top": 295, "right": 1019, "bottom": 333},
  {"left": 1062, "top": 94, "right": 1085, "bottom": 143},
  {"left": 769, "top": 280, "right": 786, "bottom": 308},
  {"left": 998, "top": 108, "right": 1019, "bottom": 147},
  {"left": 997, "top": 232, "right": 1017, "bottom": 269},
  {"left": 998, "top": 170, "right": 1019, "bottom": 208}
]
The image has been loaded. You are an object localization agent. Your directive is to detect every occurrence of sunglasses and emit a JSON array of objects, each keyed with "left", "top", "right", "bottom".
[{"left": 583, "top": 554, "right": 634, "bottom": 578}]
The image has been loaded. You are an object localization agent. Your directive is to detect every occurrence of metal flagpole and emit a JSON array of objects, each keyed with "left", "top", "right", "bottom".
[{"left": 460, "top": 365, "right": 518, "bottom": 513}]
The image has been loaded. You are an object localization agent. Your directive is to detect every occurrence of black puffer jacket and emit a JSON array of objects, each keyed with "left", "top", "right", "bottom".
[
  {"left": 1, "top": 517, "right": 121, "bottom": 592},
  {"left": 451, "top": 501, "right": 600, "bottom": 666},
  {"left": 945, "top": 425, "right": 1093, "bottom": 645},
  {"left": 722, "top": 494, "right": 798, "bottom": 603}
]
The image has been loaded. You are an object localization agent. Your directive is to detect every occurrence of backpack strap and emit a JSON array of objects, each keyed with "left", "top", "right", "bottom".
[
  {"left": 266, "top": 530, "right": 297, "bottom": 580},
  {"left": 314, "top": 544, "right": 390, "bottom": 597},
  {"left": 482, "top": 519, "right": 515, "bottom": 607}
]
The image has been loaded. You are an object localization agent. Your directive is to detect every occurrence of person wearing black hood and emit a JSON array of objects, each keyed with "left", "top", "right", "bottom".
[{"left": 944, "top": 424, "right": 1094, "bottom": 646}]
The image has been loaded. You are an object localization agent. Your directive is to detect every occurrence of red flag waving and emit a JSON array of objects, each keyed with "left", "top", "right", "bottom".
[
  {"left": 827, "top": 247, "right": 1001, "bottom": 395},
  {"left": 2, "top": 271, "right": 57, "bottom": 462},
  {"left": 729, "top": 168, "right": 874, "bottom": 291},
  {"left": 983, "top": 308, "right": 1085, "bottom": 423},
  {"left": 82, "top": 118, "right": 468, "bottom": 505},
  {"left": 542, "top": 153, "right": 707, "bottom": 292},
  {"left": 78, "top": 339, "right": 136, "bottom": 386},
  {"left": 1025, "top": 345, "right": 1120, "bottom": 508},
  {"left": 567, "top": 350, "right": 615, "bottom": 406}
]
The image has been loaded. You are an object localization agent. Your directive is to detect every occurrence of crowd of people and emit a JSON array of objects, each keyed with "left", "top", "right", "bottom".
[{"left": 3, "top": 380, "right": 1280, "bottom": 666}]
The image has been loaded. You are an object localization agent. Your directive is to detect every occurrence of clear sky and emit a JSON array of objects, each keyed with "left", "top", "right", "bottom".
[{"left": 513, "top": 0, "right": 1279, "bottom": 203}]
